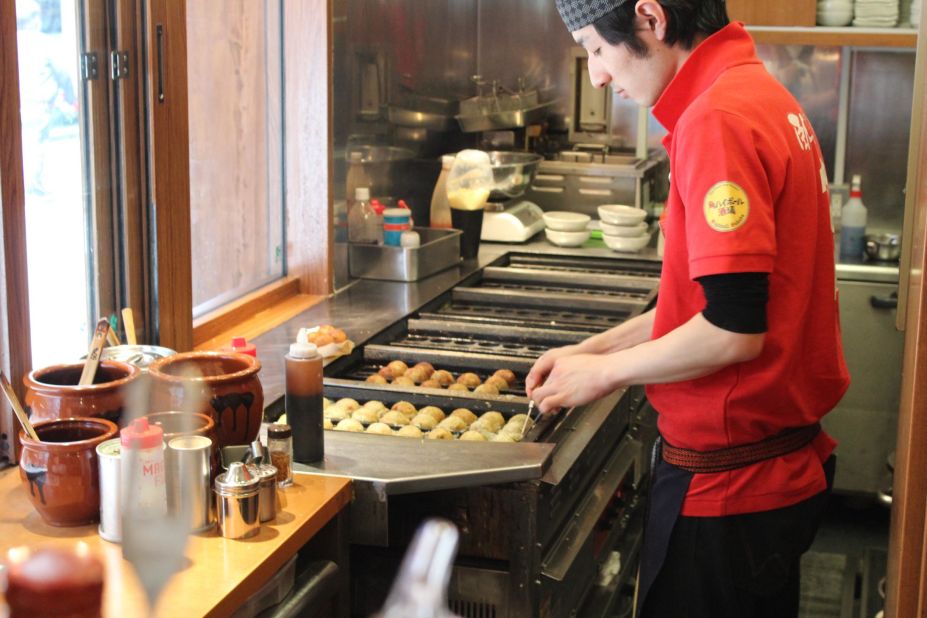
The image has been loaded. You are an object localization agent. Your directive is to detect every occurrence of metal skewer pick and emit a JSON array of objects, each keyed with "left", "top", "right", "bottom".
[{"left": 521, "top": 400, "right": 535, "bottom": 438}]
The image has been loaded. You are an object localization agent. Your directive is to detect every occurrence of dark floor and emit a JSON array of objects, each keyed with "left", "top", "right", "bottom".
[{"left": 800, "top": 494, "right": 891, "bottom": 618}]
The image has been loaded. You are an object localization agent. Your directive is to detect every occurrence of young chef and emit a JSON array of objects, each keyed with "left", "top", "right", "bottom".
[{"left": 527, "top": 1, "right": 850, "bottom": 616}]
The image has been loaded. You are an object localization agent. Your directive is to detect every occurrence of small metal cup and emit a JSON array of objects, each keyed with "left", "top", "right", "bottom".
[{"left": 168, "top": 435, "right": 214, "bottom": 533}]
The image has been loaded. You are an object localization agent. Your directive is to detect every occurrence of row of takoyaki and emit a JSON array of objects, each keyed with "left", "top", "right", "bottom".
[
  {"left": 364, "top": 360, "right": 518, "bottom": 396},
  {"left": 322, "top": 397, "right": 534, "bottom": 442}
]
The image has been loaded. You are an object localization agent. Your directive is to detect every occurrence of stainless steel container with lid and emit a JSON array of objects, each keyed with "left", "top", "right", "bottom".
[
  {"left": 169, "top": 435, "right": 214, "bottom": 533},
  {"left": 864, "top": 233, "right": 902, "bottom": 262},
  {"left": 100, "top": 345, "right": 176, "bottom": 369},
  {"left": 214, "top": 462, "right": 260, "bottom": 539},
  {"left": 249, "top": 463, "right": 279, "bottom": 522}
]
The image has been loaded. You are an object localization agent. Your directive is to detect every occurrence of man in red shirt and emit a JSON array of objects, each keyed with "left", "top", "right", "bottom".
[{"left": 528, "top": 1, "right": 850, "bottom": 616}]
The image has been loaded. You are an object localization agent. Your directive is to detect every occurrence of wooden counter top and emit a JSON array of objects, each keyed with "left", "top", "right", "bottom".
[{"left": 0, "top": 468, "right": 351, "bottom": 617}]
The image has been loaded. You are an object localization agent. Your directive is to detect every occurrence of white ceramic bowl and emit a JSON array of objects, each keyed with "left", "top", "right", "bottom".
[
  {"left": 603, "top": 232, "right": 651, "bottom": 253},
  {"left": 542, "top": 211, "right": 591, "bottom": 232},
  {"left": 545, "top": 228, "right": 591, "bottom": 247},
  {"left": 598, "top": 205, "right": 648, "bottom": 226},
  {"left": 817, "top": 8, "right": 853, "bottom": 26},
  {"left": 601, "top": 221, "right": 649, "bottom": 237}
]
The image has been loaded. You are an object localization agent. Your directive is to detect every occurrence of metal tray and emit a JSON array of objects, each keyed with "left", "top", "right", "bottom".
[{"left": 349, "top": 227, "right": 462, "bottom": 282}]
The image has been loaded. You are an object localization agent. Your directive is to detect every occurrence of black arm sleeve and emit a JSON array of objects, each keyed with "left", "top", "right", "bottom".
[{"left": 695, "top": 272, "right": 769, "bottom": 334}]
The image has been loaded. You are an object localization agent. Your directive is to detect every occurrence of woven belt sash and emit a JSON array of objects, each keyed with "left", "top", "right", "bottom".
[{"left": 661, "top": 423, "right": 822, "bottom": 474}]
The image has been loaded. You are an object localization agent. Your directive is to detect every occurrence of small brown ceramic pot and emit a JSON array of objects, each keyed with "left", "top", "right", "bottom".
[
  {"left": 5, "top": 546, "right": 105, "bottom": 618},
  {"left": 24, "top": 360, "right": 142, "bottom": 426},
  {"left": 144, "top": 410, "right": 221, "bottom": 479},
  {"left": 19, "top": 417, "right": 119, "bottom": 526},
  {"left": 148, "top": 352, "right": 263, "bottom": 449}
]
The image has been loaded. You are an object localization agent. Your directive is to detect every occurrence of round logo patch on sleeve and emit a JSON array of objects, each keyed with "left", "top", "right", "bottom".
[{"left": 703, "top": 181, "right": 750, "bottom": 232}]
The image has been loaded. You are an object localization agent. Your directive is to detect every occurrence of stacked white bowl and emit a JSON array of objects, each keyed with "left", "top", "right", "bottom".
[
  {"left": 542, "top": 211, "right": 591, "bottom": 247},
  {"left": 817, "top": 0, "right": 854, "bottom": 26},
  {"left": 597, "top": 205, "right": 651, "bottom": 252}
]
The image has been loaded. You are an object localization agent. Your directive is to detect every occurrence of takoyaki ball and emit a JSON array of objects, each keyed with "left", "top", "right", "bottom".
[
  {"left": 456, "top": 372, "right": 482, "bottom": 388},
  {"left": 366, "top": 374, "right": 388, "bottom": 385},
  {"left": 450, "top": 408, "right": 478, "bottom": 425},
  {"left": 491, "top": 433, "right": 517, "bottom": 443},
  {"left": 351, "top": 408, "right": 379, "bottom": 425},
  {"left": 412, "top": 362, "right": 435, "bottom": 377},
  {"left": 396, "top": 425, "right": 423, "bottom": 438},
  {"left": 438, "top": 416, "right": 468, "bottom": 433},
  {"left": 323, "top": 418, "right": 334, "bottom": 430},
  {"left": 378, "top": 365, "right": 398, "bottom": 379},
  {"left": 309, "top": 332, "right": 333, "bottom": 346},
  {"left": 337, "top": 398, "right": 360, "bottom": 412},
  {"left": 334, "top": 418, "right": 365, "bottom": 433},
  {"left": 484, "top": 376, "right": 509, "bottom": 391},
  {"left": 411, "top": 414, "right": 437, "bottom": 431},
  {"left": 405, "top": 367, "right": 428, "bottom": 384},
  {"left": 329, "top": 328, "right": 348, "bottom": 344},
  {"left": 418, "top": 406, "right": 446, "bottom": 423},
  {"left": 425, "top": 428, "right": 454, "bottom": 440},
  {"left": 478, "top": 412, "right": 506, "bottom": 433},
  {"left": 447, "top": 383, "right": 469, "bottom": 393},
  {"left": 380, "top": 411, "right": 410, "bottom": 427},
  {"left": 361, "top": 400, "right": 388, "bottom": 414},
  {"left": 473, "top": 384, "right": 499, "bottom": 396},
  {"left": 325, "top": 406, "right": 349, "bottom": 423},
  {"left": 431, "top": 370, "right": 455, "bottom": 386},
  {"left": 323, "top": 397, "right": 333, "bottom": 408},
  {"left": 492, "top": 369, "right": 517, "bottom": 385},
  {"left": 391, "top": 401, "right": 418, "bottom": 418},
  {"left": 387, "top": 360, "right": 409, "bottom": 377},
  {"left": 499, "top": 425, "right": 525, "bottom": 441},
  {"left": 366, "top": 422, "right": 394, "bottom": 436},
  {"left": 460, "top": 430, "right": 487, "bottom": 442},
  {"left": 392, "top": 376, "right": 416, "bottom": 387},
  {"left": 506, "top": 414, "right": 534, "bottom": 431},
  {"left": 419, "top": 379, "right": 442, "bottom": 389}
]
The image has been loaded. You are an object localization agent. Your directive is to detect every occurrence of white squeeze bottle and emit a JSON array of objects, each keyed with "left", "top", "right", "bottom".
[
  {"left": 840, "top": 174, "right": 867, "bottom": 260},
  {"left": 430, "top": 155, "right": 454, "bottom": 228}
]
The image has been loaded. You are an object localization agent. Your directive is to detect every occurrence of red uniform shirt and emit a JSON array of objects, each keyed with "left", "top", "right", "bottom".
[{"left": 647, "top": 23, "right": 850, "bottom": 517}]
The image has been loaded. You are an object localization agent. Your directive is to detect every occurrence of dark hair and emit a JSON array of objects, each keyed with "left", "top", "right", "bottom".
[{"left": 593, "top": 0, "right": 730, "bottom": 57}]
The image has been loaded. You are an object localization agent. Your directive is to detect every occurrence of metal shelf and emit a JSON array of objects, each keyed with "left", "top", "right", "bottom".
[{"left": 748, "top": 25, "right": 918, "bottom": 48}]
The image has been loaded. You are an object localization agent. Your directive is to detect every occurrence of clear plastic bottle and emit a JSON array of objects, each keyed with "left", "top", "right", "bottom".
[
  {"left": 346, "top": 151, "right": 370, "bottom": 205},
  {"left": 430, "top": 155, "right": 454, "bottom": 228},
  {"left": 285, "top": 340, "right": 324, "bottom": 464},
  {"left": 120, "top": 417, "right": 167, "bottom": 516},
  {"left": 348, "top": 187, "right": 379, "bottom": 243},
  {"left": 840, "top": 174, "right": 868, "bottom": 260}
]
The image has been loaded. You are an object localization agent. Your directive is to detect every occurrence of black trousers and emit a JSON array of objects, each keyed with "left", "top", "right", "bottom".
[{"left": 641, "top": 456, "right": 836, "bottom": 618}]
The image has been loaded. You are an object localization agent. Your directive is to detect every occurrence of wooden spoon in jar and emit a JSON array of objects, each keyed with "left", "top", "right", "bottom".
[
  {"left": 0, "top": 371, "right": 39, "bottom": 441},
  {"left": 79, "top": 318, "right": 111, "bottom": 386}
]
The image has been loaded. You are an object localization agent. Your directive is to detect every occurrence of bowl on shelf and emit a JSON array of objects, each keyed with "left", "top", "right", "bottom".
[
  {"left": 600, "top": 220, "right": 649, "bottom": 237},
  {"left": 598, "top": 204, "right": 648, "bottom": 226},
  {"left": 817, "top": 0, "right": 853, "bottom": 25},
  {"left": 603, "top": 232, "right": 651, "bottom": 253},
  {"left": 542, "top": 211, "right": 591, "bottom": 232},
  {"left": 545, "top": 228, "right": 591, "bottom": 247}
]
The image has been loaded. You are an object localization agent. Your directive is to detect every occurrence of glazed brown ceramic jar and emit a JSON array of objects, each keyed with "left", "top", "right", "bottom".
[
  {"left": 148, "top": 352, "right": 264, "bottom": 449},
  {"left": 24, "top": 360, "right": 142, "bottom": 426},
  {"left": 19, "top": 417, "right": 119, "bottom": 526},
  {"left": 5, "top": 546, "right": 105, "bottom": 618}
]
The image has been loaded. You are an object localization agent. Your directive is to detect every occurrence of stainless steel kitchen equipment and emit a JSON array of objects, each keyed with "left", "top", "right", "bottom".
[
  {"left": 215, "top": 462, "right": 261, "bottom": 540},
  {"left": 455, "top": 76, "right": 556, "bottom": 133},
  {"left": 481, "top": 151, "right": 547, "bottom": 243},
  {"left": 527, "top": 148, "right": 669, "bottom": 217},
  {"left": 302, "top": 252, "right": 661, "bottom": 617},
  {"left": 96, "top": 438, "right": 122, "bottom": 543},
  {"left": 864, "top": 232, "right": 902, "bottom": 261},
  {"left": 251, "top": 462, "right": 279, "bottom": 523},
  {"left": 349, "top": 228, "right": 462, "bottom": 282},
  {"left": 168, "top": 435, "right": 214, "bottom": 533}
]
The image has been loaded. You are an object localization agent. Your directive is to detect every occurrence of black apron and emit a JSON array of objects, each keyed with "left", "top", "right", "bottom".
[{"left": 636, "top": 438, "right": 694, "bottom": 616}]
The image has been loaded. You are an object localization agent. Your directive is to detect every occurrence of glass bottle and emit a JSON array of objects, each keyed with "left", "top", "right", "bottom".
[
  {"left": 267, "top": 423, "right": 294, "bottom": 487},
  {"left": 430, "top": 155, "right": 454, "bottom": 228},
  {"left": 348, "top": 187, "right": 378, "bottom": 243}
]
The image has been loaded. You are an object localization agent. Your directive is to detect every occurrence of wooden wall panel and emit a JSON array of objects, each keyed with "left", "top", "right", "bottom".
[
  {"left": 0, "top": 0, "right": 33, "bottom": 463},
  {"left": 726, "top": 0, "right": 817, "bottom": 27},
  {"left": 186, "top": 1, "right": 283, "bottom": 311},
  {"left": 284, "top": 0, "right": 333, "bottom": 296},
  {"left": 146, "top": 0, "right": 192, "bottom": 352}
]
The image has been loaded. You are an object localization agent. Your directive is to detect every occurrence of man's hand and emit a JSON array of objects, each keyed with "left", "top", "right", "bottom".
[
  {"left": 530, "top": 353, "right": 618, "bottom": 415},
  {"left": 525, "top": 344, "right": 580, "bottom": 397}
]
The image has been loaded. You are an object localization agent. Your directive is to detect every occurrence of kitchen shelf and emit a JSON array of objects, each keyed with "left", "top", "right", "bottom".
[{"left": 748, "top": 25, "right": 918, "bottom": 48}]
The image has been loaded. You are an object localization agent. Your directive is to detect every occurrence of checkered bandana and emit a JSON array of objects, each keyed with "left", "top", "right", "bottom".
[{"left": 555, "top": 0, "right": 632, "bottom": 31}]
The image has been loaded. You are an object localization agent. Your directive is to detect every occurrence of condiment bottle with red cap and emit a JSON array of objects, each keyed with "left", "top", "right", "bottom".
[
  {"left": 120, "top": 417, "right": 167, "bottom": 516},
  {"left": 229, "top": 336, "right": 257, "bottom": 357}
]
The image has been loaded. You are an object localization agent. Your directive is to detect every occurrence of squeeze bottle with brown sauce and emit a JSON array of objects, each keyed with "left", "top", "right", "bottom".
[{"left": 285, "top": 340, "right": 324, "bottom": 463}]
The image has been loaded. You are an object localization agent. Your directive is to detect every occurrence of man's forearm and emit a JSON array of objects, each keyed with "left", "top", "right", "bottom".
[{"left": 574, "top": 308, "right": 656, "bottom": 355}]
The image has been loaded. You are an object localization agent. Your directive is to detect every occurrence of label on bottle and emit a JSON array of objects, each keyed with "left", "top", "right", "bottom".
[{"left": 839, "top": 225, "right": 866, "bottom": 260}]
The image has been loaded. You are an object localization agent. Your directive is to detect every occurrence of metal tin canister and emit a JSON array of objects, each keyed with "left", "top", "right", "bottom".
[
  {"left": 96, "top": 438, "right": 122, "bottom": 543},
  {"left": 249, "top": 463, "right": 279, "bottom": 522},
  {"left": 168, "top": 435, "right": 214, "bottom": 532},
  {"left": 214, "top": 462, "right": 260, "bottom": 539}
]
